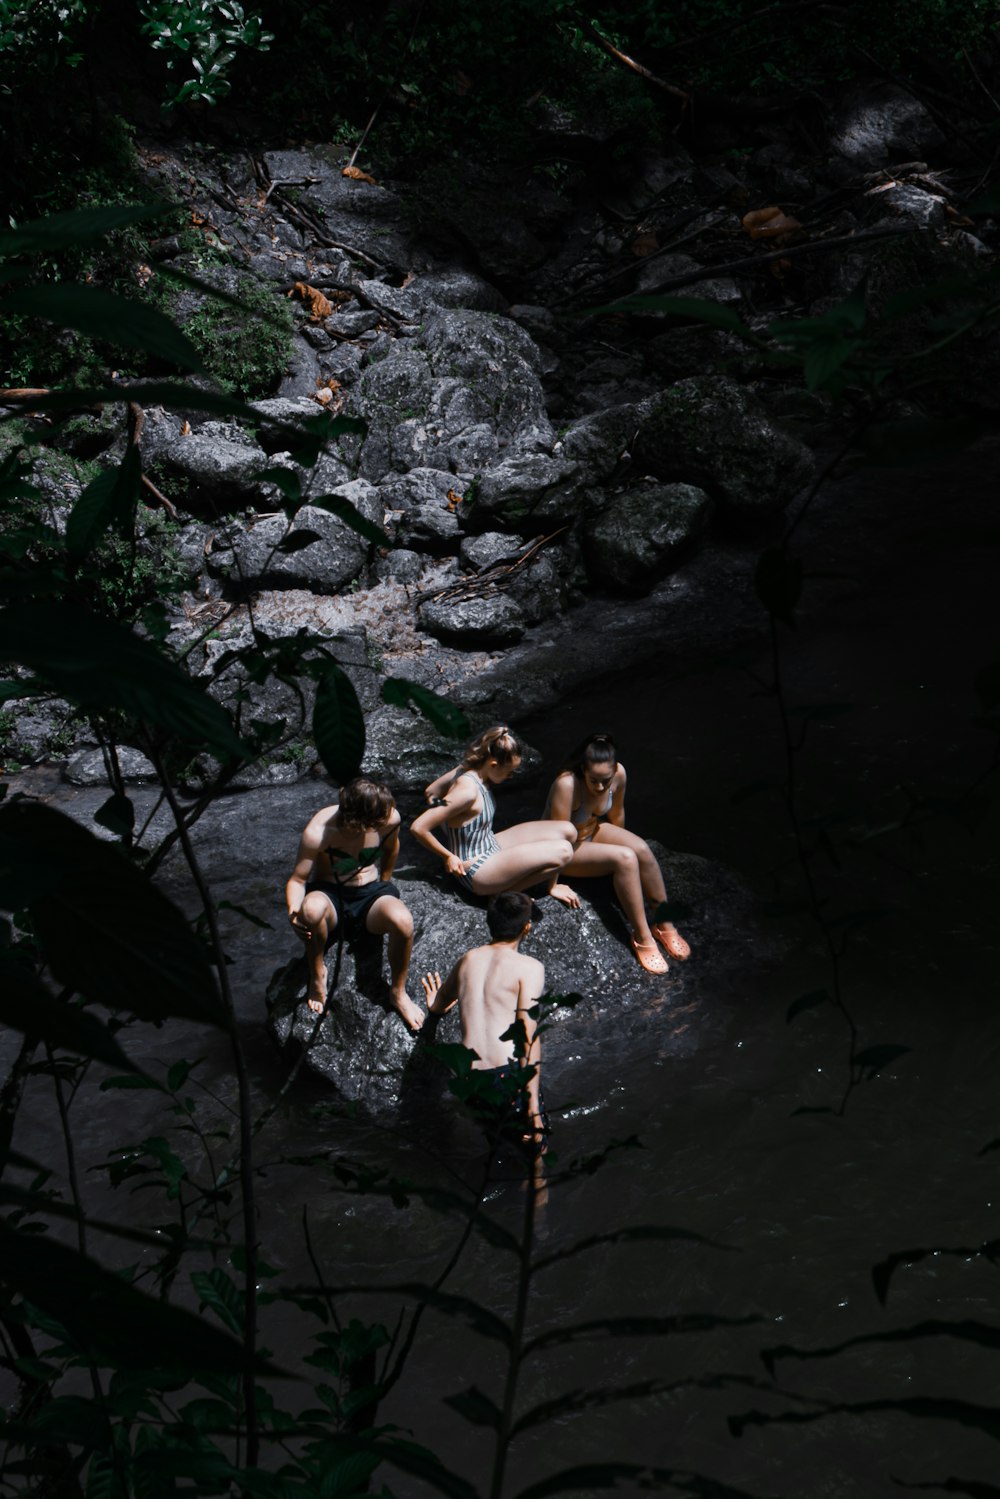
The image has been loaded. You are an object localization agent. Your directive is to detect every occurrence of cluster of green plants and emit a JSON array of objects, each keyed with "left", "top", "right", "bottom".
[{"left": 182, "top": 276, "right": 295, "bottom": 398}]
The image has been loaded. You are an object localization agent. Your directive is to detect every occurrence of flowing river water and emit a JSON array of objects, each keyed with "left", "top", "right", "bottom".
[{"left": 7, "top": 438, "right": 1000, "bottom": 1495}]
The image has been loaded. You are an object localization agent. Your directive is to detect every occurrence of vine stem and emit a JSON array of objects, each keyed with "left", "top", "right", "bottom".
[
  {"left": 489, "top": 1160, "right": 542, "bottom": 1499},
  {"left": 149, "top": 748, "right": 261, "bottom": 1468}
]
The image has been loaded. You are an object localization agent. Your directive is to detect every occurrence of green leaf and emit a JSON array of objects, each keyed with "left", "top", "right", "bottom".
[
  {"left": 94, "top": 793, "right": 136, "bottom": 839},
  {"left": 0, "top": 203, "right": 171, "bottom": 258},
  {"left": 754, "top": 548, "right": 802, "bottom": 623},
  {"left": 310, "top": 493, "right": 389, "bottom": 546},
  {"left": 0, "top": 286, "right": 205, "bottom": 371},
  {"left": 533, "top": 1224, "right": 725, "bottom": 1275},
  {"left": 313, "top": 664, "right": 365, "bottom": 784},
  {"left": 443, "top": 1386, "right": 501, "bottom": 1428},
  {"left": 274, "top": 528, "right": 323, "bottom": 554},
  {"left": 803, "top": 335, "right": 858, "bottom": 391},
  {"left": 0, "top": 603, "right": 247, "bottom": 758},
  {"left": 524, "top": 1312, "right": 760, "bottom": 1357},
  {"left": 0, "top": 969, "right": 142, "bottom": 1072},
  {"left": 380, "top": 678, "right": 470, "bottom": 738},
  {"left": 786, "top": 989, "right": 829, "bottom": 1023},
  {"left": 254, "top": 466, "right": 302, "bottom": 503},
  {"left": 0, "top": 1219, "right": 280, "bottom": 1374},
  {"left": 217, "top": 900, "right": 273, "bottom": 930},
  {"left": 730, "top": 1396, "right": 1000, "bottom": 1444},
  {"left": 0, "top": 802, "right": 226, "bottom": 1028},
  {"left": 66, "top": 448, "right": 142, "bottom": 559},
  {"left": 594, "top": 294, "right": 751, "bottom": 334},
  {"left": 191, "top": 1268, "right": 244, "bottom": 1336},
  {"left": 853, "top": 1043, "right": 910, "bottom": 1077}
]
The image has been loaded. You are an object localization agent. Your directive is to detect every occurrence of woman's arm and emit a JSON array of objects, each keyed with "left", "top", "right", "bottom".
[
  {"left": 608, "top": 764, "right": 627, "bottom": 827},
  {"left": 546, "top": 772, "right": 575, "bottom": 822},
  {"left": 411, "top": 782, "right": 476, "bottom": 877},
  {"left": 517, "top": 959, "right": 546, "bottom": 1137},
  {"left": 424, "top": 766, "right": 461, "bottom": 803},
  {"left": 379, "top": 809, "right": 402, "bottom": 880}
]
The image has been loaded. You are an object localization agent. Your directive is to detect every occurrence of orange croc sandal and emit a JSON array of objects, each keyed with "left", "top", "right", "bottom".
[
  {"left": 653, "top": 923, "right": 691, "bottom": 961},
  {"left": 631, "top": 937, "right": 669, "bottom": 975}
]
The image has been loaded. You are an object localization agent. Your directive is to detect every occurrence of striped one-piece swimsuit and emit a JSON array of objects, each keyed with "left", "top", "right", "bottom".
[{"left": 444, "top": 771, "right": 501, "bottom": 889}]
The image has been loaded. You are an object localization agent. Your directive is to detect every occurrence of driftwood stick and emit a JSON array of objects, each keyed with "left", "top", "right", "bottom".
[
  {"left": 141, "top": 473, "right": 179, "bottom": 521},
  {"left": 582, "top": 19, "right": 689, "bottom": 102}
]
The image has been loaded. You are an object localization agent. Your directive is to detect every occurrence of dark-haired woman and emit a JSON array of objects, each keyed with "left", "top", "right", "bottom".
[
  {"left": 544, "top": 732, "right": 691, "bottom": 975},
  {"left": 412, "top": 726, "right": 577, "bottom": 896}
]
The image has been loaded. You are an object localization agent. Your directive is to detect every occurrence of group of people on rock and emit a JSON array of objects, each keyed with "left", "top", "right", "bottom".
[{"left": 285, "top": 726, "right": 691, "bottom": 1138}]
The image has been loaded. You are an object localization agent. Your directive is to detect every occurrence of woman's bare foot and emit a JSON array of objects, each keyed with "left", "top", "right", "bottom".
[
  {"left": 392, "top": 990, "right": 426, "bottom": 1033},
  {"left": 653, "top": 922, "right": 691, "bottom": 960},
  {"left": 307, "top": 991, "right": 327, "bottom": 1015}
]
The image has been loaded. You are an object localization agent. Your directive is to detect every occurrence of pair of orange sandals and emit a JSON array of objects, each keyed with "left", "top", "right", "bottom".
[{"left": 631, "top": 921, "right": 691, "bottom": 976}]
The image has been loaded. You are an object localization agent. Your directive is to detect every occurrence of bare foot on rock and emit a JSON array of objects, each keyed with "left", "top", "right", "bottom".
[
  {"left": 392, "top": 990, "right": 426, "bottom": 1033},
  {"left": 306, "top": 990, "right": 327, "bottom": 1015}
]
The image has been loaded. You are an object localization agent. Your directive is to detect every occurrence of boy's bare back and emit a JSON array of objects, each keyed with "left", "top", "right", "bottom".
[{"left": 452, "top": 943, "right": 544, "bottom": 1069}]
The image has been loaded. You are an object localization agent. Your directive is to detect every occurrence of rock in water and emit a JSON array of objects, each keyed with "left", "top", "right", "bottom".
[{"left": 264, "top": 845, "right": 765, "bottom": 1113}]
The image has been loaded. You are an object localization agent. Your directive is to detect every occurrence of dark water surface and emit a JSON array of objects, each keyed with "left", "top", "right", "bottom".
[{"left": 7, "top": 442, "right": 1000, "bottom": 1496}]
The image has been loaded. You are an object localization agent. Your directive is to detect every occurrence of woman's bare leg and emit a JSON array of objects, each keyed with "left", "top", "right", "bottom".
[
  {"left": 496, "top": 820, "right": 578, "bottom": 848},
  {"left": 592, "top": 825, "right": 689, "bottom": 957},
  {"left": 469, "top": 837, "right": 574, "bottom": 896},
  {"left": 300, "top": 890, "right": 337, "bottom": 1013},
  {"left": 564, "top": 840, "right": 653, "bottom": 945}
]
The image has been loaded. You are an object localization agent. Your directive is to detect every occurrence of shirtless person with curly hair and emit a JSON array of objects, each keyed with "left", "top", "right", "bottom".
[{"left": 286, "top": 777, "right": 423, "bottom": 1032}]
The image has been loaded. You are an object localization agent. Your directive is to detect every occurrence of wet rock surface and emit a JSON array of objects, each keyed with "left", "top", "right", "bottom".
[{"left": 264, "top": 843, "right": 759, "bottom": 1111}]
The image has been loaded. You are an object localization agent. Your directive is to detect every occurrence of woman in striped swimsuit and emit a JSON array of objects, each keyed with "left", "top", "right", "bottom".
[
  {"left": 412, "top": 726, "right": 577, "bottom": 896},
  {"left": 544, "top": 731, "right": 691, "bottom": 975}
]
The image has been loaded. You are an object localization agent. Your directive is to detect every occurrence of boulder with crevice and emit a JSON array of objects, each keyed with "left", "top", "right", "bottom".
[
  {"left": 207, "top": 485, "right": 381, "bottom": 593},
  {"left": 633, "top": 377, "right": 815, "bottom": 516},
  {"left": 472, "top": 454, "right": 581, "bottom": 531},
  {"left": 583, "top": 483, "right": 713, "bottom": 592}
]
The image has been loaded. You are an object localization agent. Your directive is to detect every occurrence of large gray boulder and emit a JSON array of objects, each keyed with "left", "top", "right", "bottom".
[
  {"left": 207, "top": 484, "right": 382, "bottom": 593},
  {"left": 633, "top": 377, "right": 814, "bottom": 516},
  {"left": 829, "top": 83, "right": 945, "bottom": 168},
  {"left": 353, "top": 310, "right": 552, "bottom": 482},
  {"left": 418, "top": 594, "right": 526, "bottom": 647},
  {"left": 142, "top": 417, "right": 279, "bottom": 513},
  {"left": 473, "top": 454, "right": 581, "bottom": 531},
  {"left": 583, "top": 483, "right": 712, "bottom": 591},
  {"left": 264, "top": 844, "right": 757, "bottom": 1112}
]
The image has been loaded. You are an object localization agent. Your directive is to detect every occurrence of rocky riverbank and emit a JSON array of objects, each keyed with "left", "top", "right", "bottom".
[{"left": 4, "top": 76, "right": 997, "bottom": 789}]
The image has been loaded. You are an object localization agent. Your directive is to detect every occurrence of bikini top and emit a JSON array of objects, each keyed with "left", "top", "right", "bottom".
[
  {"left": 323, "top": 819, "right": 391, "bottom": 884},
  {"left": 571, "top": 782, "right": 614, "bottom": 825}
]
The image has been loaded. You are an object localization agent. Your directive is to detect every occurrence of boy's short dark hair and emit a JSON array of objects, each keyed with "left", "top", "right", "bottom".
[
  {"left": 338, "top": 777, "right": 394, "bottom": 829},
  {"left": 486, "top": 892, "right": 534, "bottom": 942}
]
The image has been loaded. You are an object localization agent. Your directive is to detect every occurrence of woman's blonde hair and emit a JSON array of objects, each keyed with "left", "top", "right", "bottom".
[{"left": 463, "top": 724, "right": 523, "bottom": 769}]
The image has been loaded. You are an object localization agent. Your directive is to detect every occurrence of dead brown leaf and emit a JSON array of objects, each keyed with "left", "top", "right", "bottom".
[
  {"left": 631, "top": 231, "right": 660, "bottom": 258},
  {"left": 289, "top": 282, "right": 334, "bottom": 321},
  {"left": 742, "top": 205, "right": 803, "bottom": 242},
  {"left": 342, "top": 165, "right": 378, "bottom": 186},
  {"left": 446, "top": 488, "right": 463, "bottom": 512}
]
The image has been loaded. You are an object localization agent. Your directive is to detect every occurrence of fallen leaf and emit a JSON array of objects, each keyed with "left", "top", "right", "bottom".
[
  {"left": 289, "top": 282, "right": 334, "bottom": 321},
  {"left": 742, "top": 205, "right": 802, "bottom": 241},
  {"left": 446, "top": 488, "right": 463, "bottom": 512},
  {"left": 631, "top": 231, "right": 659, "bottom": 257},
  {"left": 342, "top": 165, "right": 378, "bottom": 186},
  {"left": 180, "top": 419, "right": 192, "bottom": 436}
]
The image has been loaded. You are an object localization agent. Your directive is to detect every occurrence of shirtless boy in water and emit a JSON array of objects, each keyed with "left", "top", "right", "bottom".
[
  {"left": 286, "top": 777, "right": 424, "bottom": 1031},
  {"left": 421, "top": 892, "right": 546, "bottom": 1141}
]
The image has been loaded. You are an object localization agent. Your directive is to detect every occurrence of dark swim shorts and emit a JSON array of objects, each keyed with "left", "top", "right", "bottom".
[{"left": 308, "top": 878, "right": 400, "bottom": 941}]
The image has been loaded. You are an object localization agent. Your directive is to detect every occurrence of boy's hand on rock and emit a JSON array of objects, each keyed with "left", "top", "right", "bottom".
[{"left": 422, "top": 971, "right": 442, "bottom": 1008}]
